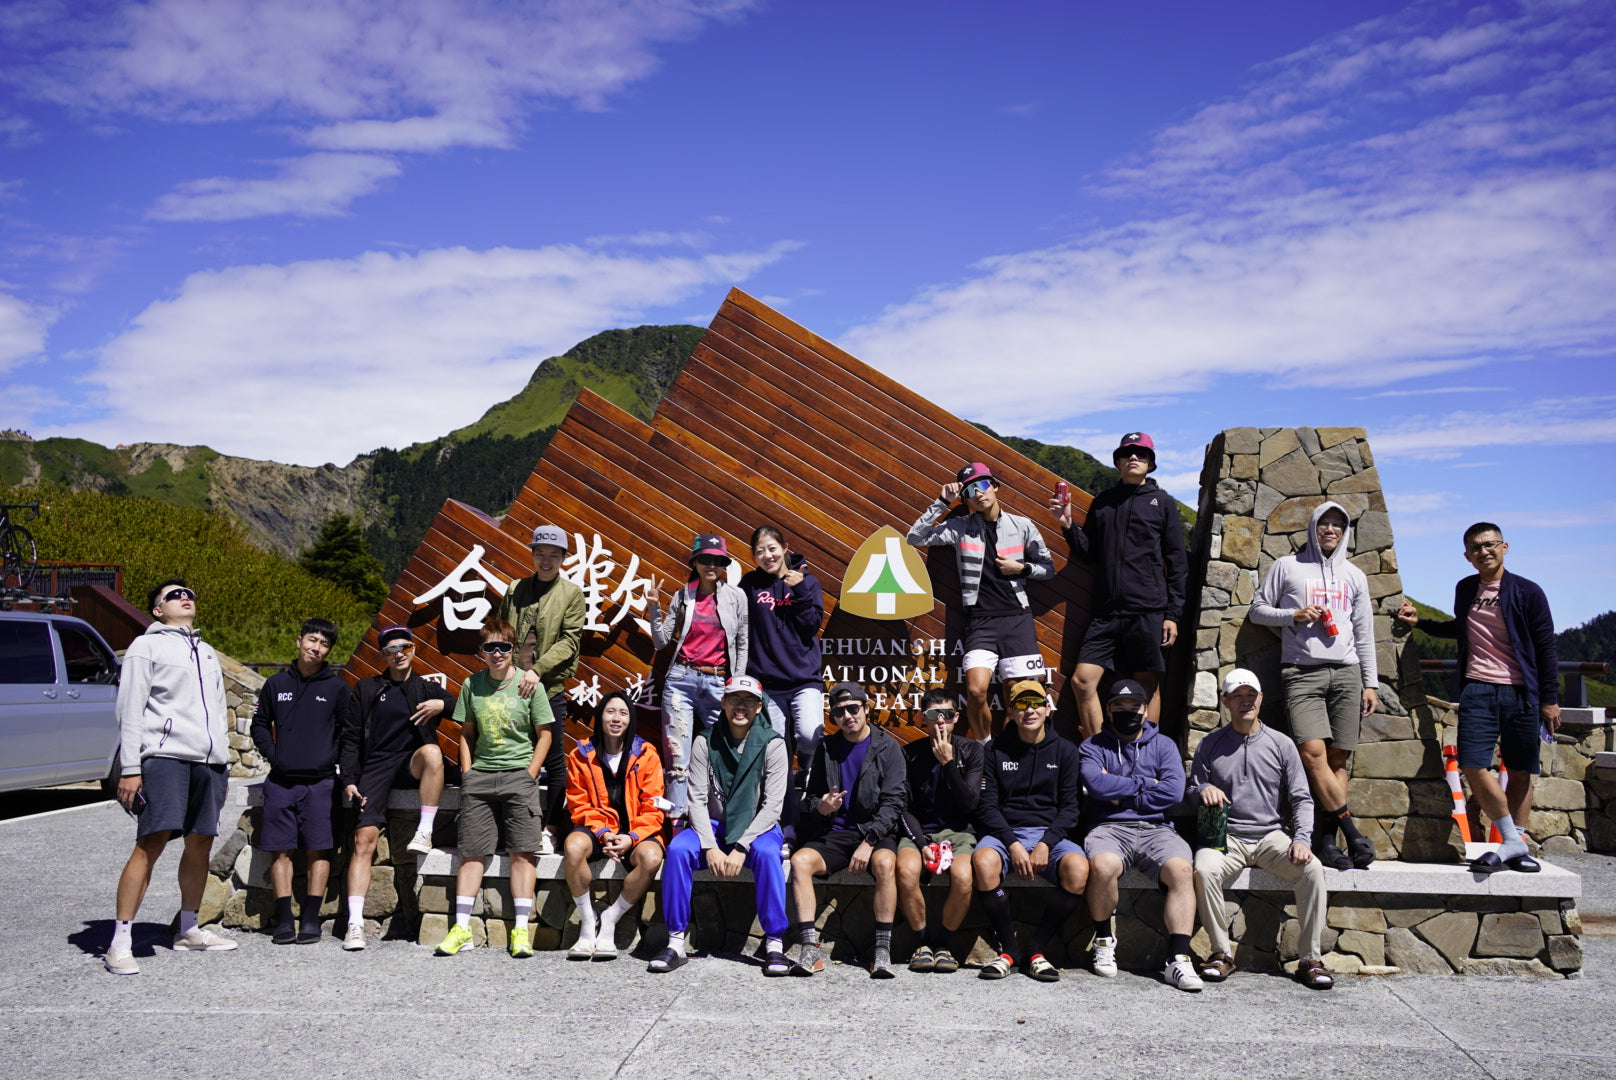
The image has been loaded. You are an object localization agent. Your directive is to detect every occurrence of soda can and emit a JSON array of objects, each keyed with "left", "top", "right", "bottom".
[
  {"left": 1320, "top": 607, "right": 1339, "bottom": 638},
  {"left": 1197, "top": 803, "right": 1229, "bottom": 853}
]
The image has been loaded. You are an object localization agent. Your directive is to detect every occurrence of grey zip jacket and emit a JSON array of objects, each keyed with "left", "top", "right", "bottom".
[
  {"left": 906, "top": 501, "right": 1053, "bottom": 608},
  {"left": 117, "top": 622, "right": 229, "bottom": 774},
  {"left": 1249, "top": 501, "right": 1378, "bottom": 687},
  {"left": 1187, "top": 722, "right": 1315, "bottom": 845}
]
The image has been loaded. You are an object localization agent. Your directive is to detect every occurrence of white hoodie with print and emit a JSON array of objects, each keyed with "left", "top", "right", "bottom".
[{"left": 116, "top": 621, "right": 230, "bottom": 775}]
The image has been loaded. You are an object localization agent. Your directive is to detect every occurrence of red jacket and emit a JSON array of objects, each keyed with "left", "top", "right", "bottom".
[{"left": 566, "top": 736, "right": 665, "bottom": 842}]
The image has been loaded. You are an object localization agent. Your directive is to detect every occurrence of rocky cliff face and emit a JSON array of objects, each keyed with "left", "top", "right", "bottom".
[{"left": 205, "top": 453, "right": 382, "bottom": 558}]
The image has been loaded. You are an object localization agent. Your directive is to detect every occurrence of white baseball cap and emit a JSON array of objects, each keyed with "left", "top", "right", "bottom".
[
  {"left": 1222, "top": 668, "right": 1262, "bottom": 695},
  {"left": 723, "top": 675, "right": 764, "bottom": 700}
]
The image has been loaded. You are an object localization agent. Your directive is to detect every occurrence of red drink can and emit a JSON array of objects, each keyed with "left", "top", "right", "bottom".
[
  {"left": 1055, "top": 480, "right": 1069, "bottom": 504},
  {"left": 1321, "top": 607, "right": 1339, "bottom": 638}
]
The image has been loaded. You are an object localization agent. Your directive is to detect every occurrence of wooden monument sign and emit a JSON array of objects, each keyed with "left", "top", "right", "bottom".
[{"left": 345, "top": 289, "right": 1099, "bottom": 757}]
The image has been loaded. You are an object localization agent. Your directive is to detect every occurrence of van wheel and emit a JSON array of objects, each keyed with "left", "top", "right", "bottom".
[{"left": 100, "top": 758, "right": 120, "bottom": 797}]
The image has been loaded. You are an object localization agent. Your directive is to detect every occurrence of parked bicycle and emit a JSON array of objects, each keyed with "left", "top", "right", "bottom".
[{"left": 1, "top": 501, "right": 40, "bottom": 593}]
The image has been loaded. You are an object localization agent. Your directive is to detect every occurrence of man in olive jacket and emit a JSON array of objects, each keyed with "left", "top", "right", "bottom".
[{"left": 496, "top": 523, "right": 587, "bottom": 847}]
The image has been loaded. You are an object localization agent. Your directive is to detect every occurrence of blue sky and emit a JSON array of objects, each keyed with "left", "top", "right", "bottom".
[{"left": 1, "top": 0, "right": 1613, "bottom": 628}]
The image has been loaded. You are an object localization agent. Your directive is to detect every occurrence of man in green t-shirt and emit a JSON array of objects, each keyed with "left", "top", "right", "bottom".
[{"left": 435, "top": 619, "right": 553, "bottom": 958}]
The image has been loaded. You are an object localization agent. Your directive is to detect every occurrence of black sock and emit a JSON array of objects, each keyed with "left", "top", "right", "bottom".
[
  {"left": 1092, "top": 915, "right": 1113, "bottom": 940},
  {"left": 874, "top": 921, "right": 893, "bottom": 951},
  {"left": 978, "top": 887, "right": 1019, "bottom": 962},
  {"left": 1168, "top": 932, "right": 1192, "bottom": 959},
  {"left": 798, "top": 920, "right": 819, "bottom": 946},
  {"left": 301, "top": 895, "right": 323, "bottom": 927},
  {"left": 1314, "top": 814, "right": 1341, "bottom": 847},
  {"left": 1029, "top": 889, "right": 1081, "bottom": 957},
  {"left": 923, "top": 921, "right": 946, "bottom": 948},
  {"left": 274, "top": 896, "right": 294, "bottom": 928},
  {"left": 1334, "top": 806, "right": 1365, "bottom": 843}
]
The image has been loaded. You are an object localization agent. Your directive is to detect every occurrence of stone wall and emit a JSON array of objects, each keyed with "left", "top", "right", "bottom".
[{"left": 217, "top": 652, "right": 269, "bottom": 778}]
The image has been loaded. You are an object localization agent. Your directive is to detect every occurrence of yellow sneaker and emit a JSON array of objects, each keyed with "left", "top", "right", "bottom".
[
  {"left": 508, "top": 926, "right": 533, "bottom": 958},
  {"left": 435, "top": 923, "right": 474, "bottom": 956}
]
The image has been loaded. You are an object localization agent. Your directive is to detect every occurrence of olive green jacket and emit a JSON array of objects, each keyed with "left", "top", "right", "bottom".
[{"left": 495, "top": 574, "right": 586, "bottom": 697}]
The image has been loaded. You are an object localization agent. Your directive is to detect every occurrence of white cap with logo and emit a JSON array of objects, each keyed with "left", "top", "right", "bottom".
[
  {"left": 530, "top": 524, "right": 569, "bottom": 551},
  {"left": 1222, "top": 668, "right": 1262, "bottom": 695}
]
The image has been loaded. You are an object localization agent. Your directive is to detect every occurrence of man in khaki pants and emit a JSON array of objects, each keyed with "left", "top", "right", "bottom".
[{"left": 1188, "top": 669, "right": 1331, "bottom": 990}]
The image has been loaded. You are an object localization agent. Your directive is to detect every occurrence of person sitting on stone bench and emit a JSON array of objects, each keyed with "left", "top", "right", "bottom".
[
  {"left": 972, "top": 679, "right": 1087, "bottom": 983},
  {"left": 790, "top": 682, "right": 907, "bottom": 979},
  {"left": 339, "top": 625, "right": 453, "bottom": 952},
  {"left": 1079, "top": 679, "right": 1201, "bottom": 991},
  {"left": 652, "top": 676, "right": 790, "bottom": 976},
  {"left": 897, "top": 687, "right": 985, "bottom": 974},
  {"left": 564, "top": 688, "right": 666, "bottom": 960},
  {"left": 1189, "top": 669, "right": 1331, "bottom": 990},
  {"left": 1250, "top": 500, "right": 1380, "bottom": 870},
  {"left": 433, "top": 619, "right": 553, "bottom": 958},
  {"left": 1397, "top": 522, "right": 1560, "bottom": 875}
]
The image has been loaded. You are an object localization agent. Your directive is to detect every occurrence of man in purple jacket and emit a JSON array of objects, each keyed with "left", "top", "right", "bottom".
[
  {"left": 1397, "top": 522, "right": 1560, "bottom": 874},
  {"left": 1079, "top": 680, "right": 1200, "bottom": 991}
]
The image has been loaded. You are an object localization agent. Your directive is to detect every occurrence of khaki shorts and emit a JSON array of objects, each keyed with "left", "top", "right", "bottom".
[
  {"left": 458, "top": 768, "right": 543, "bottom": 858},
  {"left": 1281, "top": 663, "right": 1363, "bottom": 751},
  {"left": 896, "top": 827, "right": 977, "bottom": 857}
]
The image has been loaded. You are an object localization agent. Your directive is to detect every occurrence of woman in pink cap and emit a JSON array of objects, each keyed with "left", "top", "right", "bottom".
[{"left": 647, "top": 533, "right": 750, "bottom": 820}]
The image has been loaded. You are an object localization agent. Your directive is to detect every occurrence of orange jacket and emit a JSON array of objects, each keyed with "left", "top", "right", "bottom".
[{"left": 566, "top": 736, "right": 665, "bottom": 842}]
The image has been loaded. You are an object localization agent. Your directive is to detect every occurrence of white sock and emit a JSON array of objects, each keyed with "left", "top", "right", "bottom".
[
  {"left": 1495, "top": 816, "right": 1529, "bottom": 858},
  {"left": 669, "top": 931, "right": 687, "bottom": 957},
  {"left": 514, "top": 898, "right": 532, "bottom": 933},
  {"left": 765, "top": 936, "right": 783, "bottom": 955},
  {"left": 178, "top": 910, "right": 198, "bottom": 935},
  {"left": 418, "top": 805, "right": 438, "bottom": 833},
  {"left": 455, "top": 895, "right": 474, "bottom": 928},
  {"left": 574, "top": 893, "right": 597, "bottom": 941},
  {"left": 347, "top": 896, "right": 365, "bottom": 927},
  {"left": 111, "top": 920, "right": 132, "bottom": 953},
  {"left": 597, "top": 896, "right": 631, "bottom": 943}
]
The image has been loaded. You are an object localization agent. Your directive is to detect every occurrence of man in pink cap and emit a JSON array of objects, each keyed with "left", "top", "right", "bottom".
[
  {"left": 908, "top": 461, "right": 1054, "bottom": 740},
  {"left": 1050, "top": 433, "right": 1187, "bottom": 738}
]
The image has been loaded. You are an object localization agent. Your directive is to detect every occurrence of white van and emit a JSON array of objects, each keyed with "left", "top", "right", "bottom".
[{"left": 0, "top": 610, "right": 122, "bottom": 793}]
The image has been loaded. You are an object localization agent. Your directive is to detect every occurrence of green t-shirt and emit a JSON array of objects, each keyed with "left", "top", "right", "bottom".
[{"left": 452, "top": 669, "right": 553, "bottom": 772}]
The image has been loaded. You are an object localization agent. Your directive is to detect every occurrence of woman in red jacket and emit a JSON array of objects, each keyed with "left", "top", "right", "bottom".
[{"left": 563, "top": 689, "right": 665, "bottom": 960}]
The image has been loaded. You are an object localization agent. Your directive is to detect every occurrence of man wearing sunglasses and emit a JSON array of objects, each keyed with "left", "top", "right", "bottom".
[
  {"left": 896, "top": 687, "right": 984, "bottom": 973},
  {"left": 908, "top": 462, "right": 1054, "bottom": 740},
  {"left": 106, "top": 580, "right": 235, "bottom": 974},
  {"left": 1396, "top": 523, "right": 1560, "bottom": 875},
  {"left": 1050, "top": 433, "right": 1187, "bottom": 738},
  {"left": 435, "top": 619, "right": 553, "bottom": 957},
  {"left": 338, "top": 625, "right": 453, "bottom": 950},
  {"left": 791, "top": 683, "right": 908, "bottom": 978}
]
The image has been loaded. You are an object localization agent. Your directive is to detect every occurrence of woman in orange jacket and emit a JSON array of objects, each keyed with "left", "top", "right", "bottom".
[{"left": 563, "top": 689, "right": 666, "bottom": 960}]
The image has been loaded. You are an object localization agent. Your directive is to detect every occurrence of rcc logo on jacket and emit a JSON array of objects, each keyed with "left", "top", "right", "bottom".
[{"left": 1001, "top": 761, "right": 1019, "bottom": 772}]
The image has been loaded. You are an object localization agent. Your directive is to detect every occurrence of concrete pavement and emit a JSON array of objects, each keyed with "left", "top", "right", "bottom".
[{"left": 2, "top": 787, "right": 1613, "bottom": 1080}]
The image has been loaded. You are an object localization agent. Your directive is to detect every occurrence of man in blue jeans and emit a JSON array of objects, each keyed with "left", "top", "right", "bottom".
[
  {"left": 1397, "top": 522, "right": 1559, "bottom": 874},
  {"left": 651, "top": 676, "right": 790, "bottom": 976}
]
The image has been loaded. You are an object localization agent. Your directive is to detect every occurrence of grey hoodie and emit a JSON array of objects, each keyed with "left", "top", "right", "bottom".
[
  {"left": 117, "top": 622, "right": 230, "bottom": 775},
  {"left": 1249, "top": 501, "right": 1377, "bottom": 686}
]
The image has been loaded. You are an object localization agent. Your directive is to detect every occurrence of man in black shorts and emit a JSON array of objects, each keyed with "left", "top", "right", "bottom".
[
  {"left": 909, "top": 462, "right": 1054, "bottom": 740},
  {"left": 251, "top": 617, "right": 351, "bottom": 944},
  {"left": 790, "top": 683, "right": 907, "bottom": 978},
  {"left": 1051, "top": 433, "right": 1186, "bottom": 737},
  {"left": 338, "top": 626, "right": 453, "bottom": 950}
]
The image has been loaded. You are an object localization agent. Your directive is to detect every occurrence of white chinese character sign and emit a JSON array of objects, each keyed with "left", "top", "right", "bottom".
[{"left": 345, "top": 289, "right": 1092, "bottom": 761}]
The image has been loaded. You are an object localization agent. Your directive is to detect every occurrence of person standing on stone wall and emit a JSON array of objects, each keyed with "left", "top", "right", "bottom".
[
  {"left": 250, "top": 617, "right": 351, "bottom": 945},
  {"left": 1250, "top": 501, "right": 1379, "bottom": 870},
  {"left": 1049, "top": 433, "right": 1187, "bottom": 739},
  {"left": 1396, "top": 523, "right": 1559, "bottom": 875},
  {"left": 908, "top": 462, "right": 1054, "bottom": 740},
  {"left": 105, "top": 579, "right": 236, "bottom": 975},
  {"left": 497, "top": 523, "right": 587, "bottom": 854}
]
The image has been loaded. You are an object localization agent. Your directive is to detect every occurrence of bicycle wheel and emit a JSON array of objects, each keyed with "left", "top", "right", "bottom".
[{"left": 1, "top": 524, "right": 36, "bottom": 592}]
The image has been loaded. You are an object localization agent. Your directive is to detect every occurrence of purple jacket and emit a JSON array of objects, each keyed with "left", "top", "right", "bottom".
[{"left": 1079, "top": 721, "right": 1185, "bottom": 827}]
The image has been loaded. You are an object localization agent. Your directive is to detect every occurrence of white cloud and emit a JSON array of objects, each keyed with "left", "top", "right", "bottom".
[
  {"left": 1373, "top": 398, "right": 1616, "bottom": 459},
  {"left": 847, "top": 1, "right": 1616, "bottom": 438},
  {"left": 48, "top": 240, "right": 790, "bottom": 464},
  {"left": 0, "top": 291, "right": 51, "bottom": 374},
  {"left": 148, "top": 152, "right": 402, "bottom": 221}
]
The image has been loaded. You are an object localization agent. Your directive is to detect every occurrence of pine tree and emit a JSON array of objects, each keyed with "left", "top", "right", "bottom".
[{"left": 298, "top": 514, "right": 389, "bottom": 611}]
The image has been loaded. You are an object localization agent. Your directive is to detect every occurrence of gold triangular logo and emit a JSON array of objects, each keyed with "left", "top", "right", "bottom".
[{"left": 839, "top": 525, "right": 934, "bottom": 620}]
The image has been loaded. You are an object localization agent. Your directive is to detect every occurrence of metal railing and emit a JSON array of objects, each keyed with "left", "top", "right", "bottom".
[
  {"left": 35, "top": 561, "right": 122, "bottom": 598},
  {"left": 1418, "top": 659, "right": 1611, "bottom": 708}
]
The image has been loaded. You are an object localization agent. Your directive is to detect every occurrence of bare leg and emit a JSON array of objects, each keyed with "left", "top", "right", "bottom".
[
  {"left": 896, "top": 848, "right": 926, "bottom": 931},
  {"left": 115, "top": 833, "right": 170, "bottom": 922},
  {"left": 178, "top": 832, "right": 213, "bottom": 911},
  {"left": 1160, "top": 858, "right": 1195, "bottom": 936},
  {"left": 790, "top": 849, "right": 828, "bottom": 924},
  {"left": 1073, "top": 663, "right": 1105, "bottom": 740},
  {"left": 964, "top": 666, "right": 994, "bottom": 740},
  {"left": 269, "top": 851, "right": 294, "bottom": 898},
  {"left": 941, "top": 856, "right": 975, "bottom": 931},
  {"left": 455, "top": 856, "right": 485, "bottom": 900},
  {"left": 1299, "top": 739, "right": 1347, "bottom": 810},
  {"left": 871, "top": 848, "right": 898, "bottom": 924},
  {"left": 971, "top": 846, "right": 1003, "bottom": 891},
  {"left": 1327, "top": 747, "right": 1351, "bottom": 805},
  {"left": 305, "top": 852, "right": 331, "bottom": 899},
  {"left": 347, "top": 826, "right": 379, "bottom": 898},
  {"left": 509, "top": 852, "right": 536, "bottom": 904},
  {"left": 563, "top": 831, "right": 595, "bottom": 897},
  {"left": 622, "top": 842, "right": 664, "bottom": 905},
  {"left": 412, "top": 744, "right": 444, "bottom": 806},
  {"left": 1085, "top": 852, "right": 1123, "bottom": 922}
]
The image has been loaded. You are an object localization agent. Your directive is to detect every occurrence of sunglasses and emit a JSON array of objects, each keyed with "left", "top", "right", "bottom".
[
  {"left": 831, "top": 703, "right": 863, "bottom": 718},
  {"left": 162, "top": 588, "right": 196, "bottom": 603},
  {"left": 923, "top": 708, "right": 957, "bottom": 722},
  {"left": 962, "top": 479, "right": 992, "bottom": 498},
  {"left": 694, "top": 555, "right": 729, "bottom": 568},
  {"left": 380, "top": 643, "right": 414, "bottom": 656},
  {"left": 1115, "top": 448, "right": 1152, "bottom": 461},
  {"left": 479, "top": 641, "right": 515, "bottom": 655},
  {"left": 1011, "top": 697, "right": 1047, "bottom": 710}
]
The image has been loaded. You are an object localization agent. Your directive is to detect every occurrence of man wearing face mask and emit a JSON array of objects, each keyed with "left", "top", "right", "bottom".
[
  {"left": 1189, "top": 670, "right": 1330, "bottom": 990},
  {"left": 1079, "top": 680, "right": 1200, "bottom": 991}
]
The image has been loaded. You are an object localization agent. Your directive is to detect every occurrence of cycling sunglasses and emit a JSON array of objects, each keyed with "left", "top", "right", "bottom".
[
  {"left": 479, "top": 641, "right": 515, "bottom": 655},
  {"left": 380, "top": 642, "right": 415, "bottom": 656},
  {"left": 922, "top": 707, "right": 957, "bottom": 723},
  {"left": 162, "top": 588, "right": 196, "bottom": 603}
]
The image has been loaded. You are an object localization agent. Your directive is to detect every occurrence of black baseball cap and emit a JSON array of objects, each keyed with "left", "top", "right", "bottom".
[{"left": 829, "top": 682, "right": 868, "bottom": 706}]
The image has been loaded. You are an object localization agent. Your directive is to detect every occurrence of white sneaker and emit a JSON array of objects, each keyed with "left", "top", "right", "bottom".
[
  {"left": 1091, "top": 935, "right": 1118, "bottom": 977},
  {"left": 406, "top": 827, "right": 434, "bottom": 855},
  {"left": 1163, "top": 955, "right": 1204, "bottom": 992},
  {"left": 173, "top": 926, "right": 238, "bottom": 952},
  {"left": 342, "top": 924, "right": 367, "bottom": 951},
  {"left": 104, "top": 948, "right": 139, "bottom": 975},
  {"left": 567, "top": 938, "right": 596, "bottom": 960},
  {"left": 538, "top": 831, "right": 557, "bottom": 856}
]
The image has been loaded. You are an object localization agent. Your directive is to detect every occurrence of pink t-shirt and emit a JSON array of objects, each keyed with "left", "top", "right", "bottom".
[
  {"left": 1466, "top": 579, "right": 1523, "bottom": 685},
  {"left": 677, "top": 589, "right": 728, "bottom": 669}
]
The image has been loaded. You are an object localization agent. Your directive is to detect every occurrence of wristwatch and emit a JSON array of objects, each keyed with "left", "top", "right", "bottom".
[{"left": 733, "top": 841, "right": 749, "bottom": 854}]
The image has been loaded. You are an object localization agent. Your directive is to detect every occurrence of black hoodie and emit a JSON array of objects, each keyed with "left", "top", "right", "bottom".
[
  {"left": 251, "top": 663, "right": 352, "bottom": 783},
  {"left": 1062, "top": 477, "right": 1187, "bottom": 617},
  {"left": 976, "top": 725, "right": 1083, "bottom": 851}
]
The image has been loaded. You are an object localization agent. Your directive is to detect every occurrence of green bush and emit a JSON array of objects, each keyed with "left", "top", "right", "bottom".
[{"left": 4, "top": 483, "right": 374, "bottom": 663}]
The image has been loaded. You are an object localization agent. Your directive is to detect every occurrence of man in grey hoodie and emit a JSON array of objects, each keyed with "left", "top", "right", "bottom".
[
  {"left": 106, "top": 579, "right": 235, "bottom": 975},
  {"left": 1250, "top": 501, "right": 1379, "bottom": 870}
]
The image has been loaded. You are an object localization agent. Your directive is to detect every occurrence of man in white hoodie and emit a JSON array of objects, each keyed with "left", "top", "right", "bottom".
[
  {"left": 106, "top": 579, "right": 236, "bottom": 975},
  {"left": 1250, "top": 503, "right": 1380, "bottom": 870}
]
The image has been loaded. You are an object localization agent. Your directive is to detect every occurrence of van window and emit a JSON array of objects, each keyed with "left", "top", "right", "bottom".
[
  {"left": 57, "top": 624, "right": 117, "bottom": 684},
  {"left": 0, "top": 621, "right": 56, "bottom": 684}
]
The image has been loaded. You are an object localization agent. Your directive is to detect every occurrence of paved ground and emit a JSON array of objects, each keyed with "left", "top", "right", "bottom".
[{"left": 3, "top": 786, "right": 1614, "bottom": 1080}]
